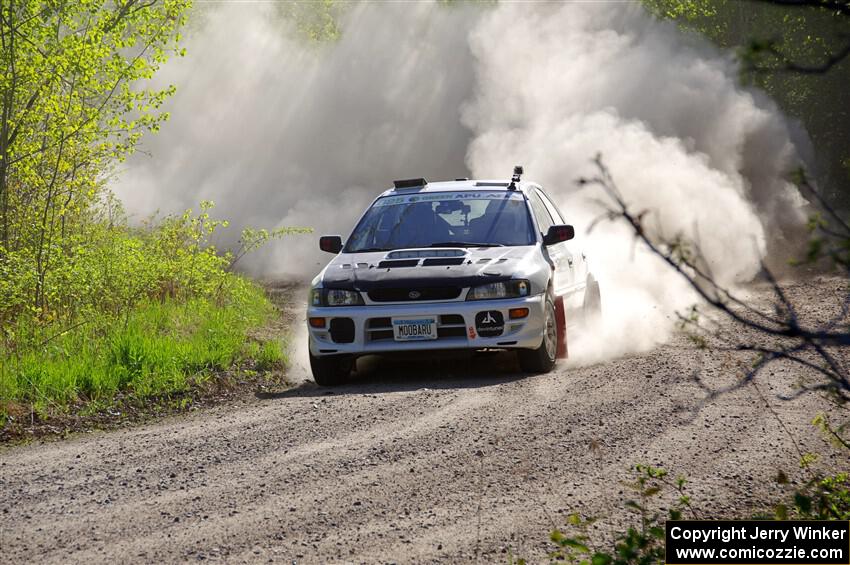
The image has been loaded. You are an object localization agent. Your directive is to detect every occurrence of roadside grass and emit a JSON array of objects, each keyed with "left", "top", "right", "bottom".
[{"left": 0, "top": 281, "right": 286, "bottom": 423}]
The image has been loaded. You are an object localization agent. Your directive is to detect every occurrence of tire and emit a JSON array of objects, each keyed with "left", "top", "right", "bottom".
[
  {"left": 518, "top": 294, "right": 558, "bottom": 373},
  {"left": 309, "top": 351, "right": 353, "bottom": 386},
  {"left": 583, "top": 275, "right": 602, "bottom": 326}
]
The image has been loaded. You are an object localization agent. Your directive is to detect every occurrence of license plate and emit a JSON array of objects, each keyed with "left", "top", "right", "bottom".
[{"left": 392, "top": 317, "right": 437, "bottom": 341}]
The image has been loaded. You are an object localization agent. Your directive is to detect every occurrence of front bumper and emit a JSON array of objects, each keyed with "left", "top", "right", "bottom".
[{"left": 307, "top": 294, "right": 546, "bottom": 357}]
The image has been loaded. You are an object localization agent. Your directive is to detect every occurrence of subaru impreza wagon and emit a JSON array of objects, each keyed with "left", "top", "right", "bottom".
[{"left": 306, "top": 166, "right": 601, "bottom": 385}]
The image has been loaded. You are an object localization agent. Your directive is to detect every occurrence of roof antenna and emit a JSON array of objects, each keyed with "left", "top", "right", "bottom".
[{"left": 508, "top": 165, "right": 523, "bottom": 190}]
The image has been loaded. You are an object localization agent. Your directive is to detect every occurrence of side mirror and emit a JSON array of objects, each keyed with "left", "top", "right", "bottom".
[
  {"left": 543, "top": 224, "right": 575, "bottom": 246},
  {"left": 319, "top": 235, "right": 343, "bottom": 254}
]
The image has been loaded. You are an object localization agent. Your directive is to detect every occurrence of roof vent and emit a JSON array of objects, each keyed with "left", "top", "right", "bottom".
[{"left": 393, "top": 178, "right": 427, "bottom": 190}]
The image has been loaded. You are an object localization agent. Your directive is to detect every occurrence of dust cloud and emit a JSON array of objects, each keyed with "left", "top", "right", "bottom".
[
  {"left": 463, "top": 3, "right": 808, "bottom": 363},
  {"left": 115, "top": 3, "right": 480, "bottom": 276},
  {"left": 114, "top": 2, "right": 810, "bottom": 365}
]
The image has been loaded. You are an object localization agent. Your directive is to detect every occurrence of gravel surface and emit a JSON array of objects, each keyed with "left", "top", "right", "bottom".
[{"left": 1, "top": 278, "right": 847, "bottom": 564}]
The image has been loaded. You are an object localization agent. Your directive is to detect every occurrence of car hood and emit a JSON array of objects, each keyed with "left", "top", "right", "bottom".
[{"left": 318, "top": 246, "right": 541, "bottom": 291}]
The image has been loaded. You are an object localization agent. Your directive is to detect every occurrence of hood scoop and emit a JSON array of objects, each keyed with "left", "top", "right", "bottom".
[
  {"left": 422, "top": 257, "right": 465, "bottom": 267},
  {"left": 386, "top": 249, "right": 465, "bottom": 259},
  {"left": 377, "top": 259, "right": 419, "bottom": 269}
]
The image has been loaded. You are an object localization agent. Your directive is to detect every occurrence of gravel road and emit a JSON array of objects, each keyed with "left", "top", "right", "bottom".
[{"left": 2, "top": 277, "right": 847, "bottom": 564}]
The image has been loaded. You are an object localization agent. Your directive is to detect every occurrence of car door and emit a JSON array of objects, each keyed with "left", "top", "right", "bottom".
[
  {"left": 527, "top": 188, "right": 573, "bottom": 297},
  {"left": 537, "top": 187, "right": 588, "bottom": 303}
]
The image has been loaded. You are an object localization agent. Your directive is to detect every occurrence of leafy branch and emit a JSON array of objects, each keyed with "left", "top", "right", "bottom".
[{"left": 228, "top": 226, "right": 313, "bottom": 271}]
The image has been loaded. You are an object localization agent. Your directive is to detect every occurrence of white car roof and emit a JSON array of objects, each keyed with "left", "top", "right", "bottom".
[{"left": 377, "top": 179, "right": 540, "bottom": 198}]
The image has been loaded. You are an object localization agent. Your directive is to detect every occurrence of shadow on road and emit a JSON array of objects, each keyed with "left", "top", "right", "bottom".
[{"left": 256, "top": 350, "right": 529, "bottom": 399}]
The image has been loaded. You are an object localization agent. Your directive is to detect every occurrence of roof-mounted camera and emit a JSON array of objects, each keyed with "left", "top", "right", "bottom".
[{"left": 508, "top": 165, "right": 523, "bottom": 190}]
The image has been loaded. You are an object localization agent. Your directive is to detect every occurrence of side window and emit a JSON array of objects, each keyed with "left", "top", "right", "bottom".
[
  {"left": 536, "top": 188, "right": 565, "bottom": 224},
  {"left": 527, "top": 190, "right": 555, "bottom": 235}
]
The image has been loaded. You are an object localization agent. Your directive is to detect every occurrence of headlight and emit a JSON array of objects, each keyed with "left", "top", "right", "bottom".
[
  {"left": 466, "top": 279, "right": 530, "bottom": 300},
  {"left": 327, "top": 289, "right": 364, "bottom": 306},
  {"left": 311, "top": 288, "right": 364, "bottom": 306}
]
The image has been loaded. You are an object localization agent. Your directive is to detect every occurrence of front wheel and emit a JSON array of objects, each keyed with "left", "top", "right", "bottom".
[
  {"left": 518, "top": 295, "right": 558, "bottom": 373},
  {"left": 309, "top": 351, "right": 353, "bottom": 386}
]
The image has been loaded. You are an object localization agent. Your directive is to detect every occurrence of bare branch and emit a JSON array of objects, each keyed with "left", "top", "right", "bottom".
[{"left": 580, "top": 154, "right": 850, "bottom": 403}]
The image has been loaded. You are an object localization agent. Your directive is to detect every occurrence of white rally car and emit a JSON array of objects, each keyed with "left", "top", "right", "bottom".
[{"left": 306, "top": 167, "right": 601, "bottom": 385}]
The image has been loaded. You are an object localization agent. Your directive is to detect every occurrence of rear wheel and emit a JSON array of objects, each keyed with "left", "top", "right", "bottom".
[
  {"left": 518, "top": 294, "right": 558, "bottom": 373},
  {"left": 309, "top": 351, "right": 353, "bottom": 386}
]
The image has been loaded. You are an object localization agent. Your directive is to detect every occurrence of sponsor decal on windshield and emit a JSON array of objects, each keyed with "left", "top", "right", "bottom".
[{"left": 373, "top": 192, "right": 523, "bottom": 207}]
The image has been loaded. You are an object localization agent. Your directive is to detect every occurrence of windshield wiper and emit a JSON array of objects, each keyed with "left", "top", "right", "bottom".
[
  {"left": 350, "top": 247, "right": 390, "bottom": 253},
  {"left": 429, "top": 242, "right": 504, "bottom": 248}
]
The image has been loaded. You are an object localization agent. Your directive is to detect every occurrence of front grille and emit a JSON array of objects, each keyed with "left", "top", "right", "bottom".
[
  {"left": 367, "top": 287, "right": 462, "bottom": 302},
  {"left": 366, "top": 314, "right": 467, "bottom": 343},
  {"left": 366, "top": 317, "right": 394, "bottom": 341},
  {"left": 438, "top": 326, "right": 466, "bottom": 338}
]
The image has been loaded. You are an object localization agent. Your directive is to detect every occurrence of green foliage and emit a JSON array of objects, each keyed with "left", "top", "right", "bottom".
[
  {"left": 0, "top": 201, "right": 291, "bottom": 420},
  {"left": 271, "top": 0, "right": 344, "bottom": 43},
  {"left": 778, "top": 472, "right": 850, "bottom": 520},
  {"left": 813, "top": 412, "right": 850, "bottom": 451},
  {"left": 256, "top": 339, "right": 287, "bottom": 372},
  {"left": 642, "top": 0, "right": 722, "bottom": 24},
  {"left": 799, "top": 452, "right": 819, "bottom": 469},
  {"left": 267, "top": 0, "right": 498, "bottom": 44},
  {"left": 2, "top": 200, "right": 231, "bottom": 328},
  {"left": 641, "top": 0, "right": 847, "bottom": 80},
  {"left": 640, "top": 0, "right": 850, "bottom": 210},
  {"left": 230, "top": 225, "right": 313, "bottom": 270},
  {"left": 782, "top": 414, "right": 850, "bottom": 520},
  {"left": 0, "top": 3, "right": 303, "bottom": 424},
  {"left": 531, "top": 453, "right": 848, "bottom": 563},
  {"left": 545, "top": 465, "right": 693, "bottom": 565},
  {"left": 242, "top": 337, "right": 286, "bottom": 372},
  {"left": 773, "top": 455, "right": 849, "bottom": 521},
  {"left": 0, "top": 280, "right": 274, "bottom": 418},
  {"left": 0, "top": 0, "right": 191, "bottom": 322}
]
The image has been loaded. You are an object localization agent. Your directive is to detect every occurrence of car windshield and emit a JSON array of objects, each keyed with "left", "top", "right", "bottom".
[{"left": 345, "top": 191, "right": 536, "bottom": 252}]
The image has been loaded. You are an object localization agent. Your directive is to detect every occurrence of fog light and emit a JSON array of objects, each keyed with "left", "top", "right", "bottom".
[
  {"left": 509, "top": 308, "right": 529, "bottom": 319},
  {"left": 309, "top": 317, "right": 326, "bottom": 328}
]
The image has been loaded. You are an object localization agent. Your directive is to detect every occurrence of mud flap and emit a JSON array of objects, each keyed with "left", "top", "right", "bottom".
[{"left": 555, "top": 296, "right": 568, "bottom": 359}]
